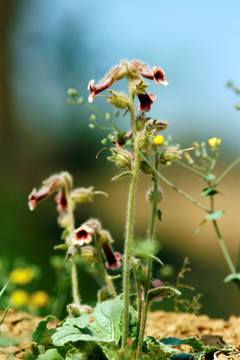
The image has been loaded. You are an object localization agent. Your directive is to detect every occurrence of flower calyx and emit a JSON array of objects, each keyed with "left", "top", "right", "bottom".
[
  {"left": 107, "top": 147, "right": 132, "bottom": 169},
  {"left": 160, "top": 145, "right": 183, "bottom": 165},
  {"left": 107, "top": 90, "right": 129, "bottom": 109}
]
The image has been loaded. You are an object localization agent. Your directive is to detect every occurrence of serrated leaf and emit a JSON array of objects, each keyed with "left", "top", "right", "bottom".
[
  {"left": 143, "top": 336, "right": 176, "bottom": 360},
  {"left": 203, "top": 174, "right": 216, "bottom": 182},
  {"left": 37, "top": 349, "right": 64, "bottom": 360},
  {"left": 32, "top": 316, "right": 56, "bottom": 346},
  {"left": 63, "top": 315, "right": 90, "bottom": 329},
  {"left": 148, "top": 286, "right": 181, "bottom": 303},
  {"left": 133, "top": 252, "right": 164, "bottom": 266},
  {"left": 111, "top": 171, "right": 133, "bottom": 181},
  {"left": 161, "top": 336, "right": 204, "bottom": 351},
  {"left": 224, "top": 273, "right": 240, "bottom": 283},
  {"left": 156, "top": 209, "right": 162, "bottom": 221},
  {"left": 205, "top": 210, "right": 224, "bottom": 221}
]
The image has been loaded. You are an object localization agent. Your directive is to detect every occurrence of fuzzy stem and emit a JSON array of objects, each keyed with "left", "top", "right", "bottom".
[
  {"left": 140, "top": 151, "right": 210, "bottom": 213},
  {"left": 135, "top": 154, "right": 158, "bottom": 360},
  {"left": 71, "top": 260, "right": 81, "bottom": 304},
  {"left": 122, "top": 88, "right": 140, "bottom": 352},
  {"left": 214, "top": 157, "right": 240, "bottom": 187},
  {"left": 176, "top": 160, "right": 206, "bottom": 177}
]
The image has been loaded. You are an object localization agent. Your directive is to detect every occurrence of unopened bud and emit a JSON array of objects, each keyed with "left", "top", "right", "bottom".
[
  {"left": 136, "top": 131, "right": 149, "bottom": 150},
  {"left": 77, "top": 97, "right": 84, "bottom": 104},
  {"left": 81, "top": 246, "right": 97, "bottom": 263},
  {"left": 107, "top": 148, "right": 132, "bottom": 169},
  {"left": 105, "top": 112, "right": 111, "bottom": 121},
  {"left": 89, "top": 114, "right": 96, "bottom": 121},
  {"left": 89, "top": 123, "right": 95, "bottom": 129},
  {"left": 146, "top": 186, "right": 164, "bottom": 203},
  {"left": 160, "top": 145, "right": 183, "bottom": 164},
  {"left": 184, "top": 152, "right": 194, "bottom": 165},
  {"left": 130, "top": 79, "right": 149, "bottom": 95},
  {"left": 68, "top": 88, "right": 78, "bottom": 97},
  {"left": 140, "top": 161, "right": 153, "bottom": 174},
  {"left": 107, "top": 90, "right": 129, "bottom": 109},
  {"left": 71, "top": 186, "right": 94, "bottom": 204},
  {"left": 98, "top": 229, "right": 114, "bottom": 245},
  {"left": 67, "top": 303, "right": 81, "bottom": 317},
  {"left": 101, "top": 138, "right": 108, "bottom": 145},
  {"left": 135, "top": 112, "right": 149, "bottom": 131}
]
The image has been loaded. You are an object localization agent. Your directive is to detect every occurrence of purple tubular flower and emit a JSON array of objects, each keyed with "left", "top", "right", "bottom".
[
  {"left": 88, "top": 78, "right": 114, "bottom": 103},
  {"left": 150, "top": 279, "right": 164, "bottom": 301},
  {"left": 102, "top": 242, "right": 122, "bottom": 270},
  {"left": 73, "top": 225, "right": 94, "bottom": 246},
  {"left": 28, "top": 187, "right": 51, "bottom": 211},
  {"left": 137, "top": 92, "right": 156, "bottom": 112}
]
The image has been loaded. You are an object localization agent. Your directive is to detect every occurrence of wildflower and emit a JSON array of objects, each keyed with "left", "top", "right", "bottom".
[
  {"left": 10, "top": 268, "right": 34, "bottom": 285},
  {"left": 153, "top": 135, "right": 164, "bottom": 146},
  {"left": 107, "top": 147, "right": 132, "bottom": 169},
  {"left": 160, "top": 145, "right": 183, "bottom": 164},
  {"left": 128, "top": 61, "right": 168, "bottom": 86},
  {"left": 149, "top": 279, "right": 164, "bottom": 301},
  {"left": 10, "top": 290, "right": 28, "bottom": 307},
  {"left": 73, "top": 224, "right": 94, "bottom": 246},
  {"left": 67, "top": 303, "right": 93, "bottom": 317},
  {"left": 102, "top": 242, "right": 122, "bottom": 270},
  {"left": 208, "top": 137, "right": 221, "bottom": 148},
  {"left": 55, "top": 189, "right": 68, "bottom": 212},
  {"left": 136, "top": 92, "right": 156, "bottom": 112},
  {"left": 28, "top": 172, "right": 72, "bottom": 211},
  {"left": 28, "top": 291, "right": 49, "bottom": 308}
]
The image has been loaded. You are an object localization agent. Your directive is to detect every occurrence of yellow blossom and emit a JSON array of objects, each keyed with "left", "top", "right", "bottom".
[
  {"left": 28, "top": 291, "right": 49, "bottom": 308},
  {"left": 153, "top": 135, "right": 164, "bottom": 146},
  {"left": 208, "top": 137, "right": 221, "bottom": 148},
  {"left": 9, "top": 268, "right": 34, "bottom": 285},
  {"left": 10, "top": 290, "right": 29, "bottom": 307}
]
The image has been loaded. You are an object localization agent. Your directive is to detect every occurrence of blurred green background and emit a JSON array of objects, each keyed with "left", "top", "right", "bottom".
[{"left": 1, "top": 0, "right": 240, "bottom": 319}]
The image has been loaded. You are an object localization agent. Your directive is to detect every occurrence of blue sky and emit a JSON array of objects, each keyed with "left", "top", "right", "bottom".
[{"left": 12, "top": 0, "right": 240, "bottom": 153}]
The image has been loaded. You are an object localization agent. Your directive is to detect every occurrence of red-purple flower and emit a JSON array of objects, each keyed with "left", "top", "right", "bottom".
[
  {"left": 55, "top": 190, "right": 68, "bottom": 213},
  {"left": 137, "top": 92, "right": 157, "bottom": 112},
  {"left": 88, "top": 78, "right": 114, "bottom": 103},
  {"left": 28, "top": 187, "right": 51, "bottom": 211},
  {"left": 102, "top": 242, "right": 122, "bottom": 270},
  {"left": 73, "top": 224, "right": 94, "bottom": 246}
]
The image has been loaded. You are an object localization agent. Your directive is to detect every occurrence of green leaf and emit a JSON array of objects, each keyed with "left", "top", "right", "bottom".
[
  {"left": 0, "top": 281, "right": 9, "bottom": 298},
  {"left": 63, "top": 315, "right": 90, "bottom": 329},
  {"left": 224, "top": 273, "right": 240, "bottom": 283},
  {"left": 111, "top": 171, "right": 133, "bottom": 181},
  {"left": 195, "top": 218, "right": 207, "bottom": 235},
  {"left": 161, "top": 336, "right": 204, "bottom": 351},
  {"left": 156, "top": 209, "right": 162, "bottom": 221},
  {"left": 203, "top": 174, "right": 216, "bottom": 182},
  {"left": 32, "top": 316, "right": 56, "bottom": 346},
  {"left": 37, "top": 349, "right": 64, "bottom": 360},
  {"left": 148, "top": 286, "right": 181, "bottom": 303},
  {"left": 142, "top": 336, "right": 176, "bottom": 360},
  {"left": 170, "top": 354, "right": 195, "bottom": 359},
  {"left": 0, "top": 303, "right": 10, "bottom": 326},
  {"left": 52, "top": 326, "right": 112, "bottom": 346},
  {"left": 205, "top": 210, "right": 224, "bottom": 221},
  {"left": 89, "top": 298, "right": 124, "bottom": 345},
  {"left": 133, "top": 253, "right": 164, "bottom": 266},
  {"left": 201, "top": 187, "right": 218, "bottom": 196}
]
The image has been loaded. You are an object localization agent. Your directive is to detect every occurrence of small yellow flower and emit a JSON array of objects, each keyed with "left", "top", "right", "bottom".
[
  {"left": 28, "top": 291, "right": 49, "bottom": 308},
  {"left": 9, "top": 268, "right": 34, "bottom": 285},
  {"left": 208, "top": 137, "right": 221, "bottom": 148},
  {"left": 10, "top": 290, "right": 29, "bottom": 307},
  {"left": 153, "top": 135, "right": 164, "bottom": 146}
]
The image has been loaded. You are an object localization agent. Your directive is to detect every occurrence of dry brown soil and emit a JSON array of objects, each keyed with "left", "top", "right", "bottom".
[{"left": 1, "top": 309, "right": 240, "bottom": 359}]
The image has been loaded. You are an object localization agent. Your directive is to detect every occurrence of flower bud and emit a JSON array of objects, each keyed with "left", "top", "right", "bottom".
[
  {"left": 136, "top": 131, "right": 150, "bottom": 150},
  {"left": 68, "top": 88, "right": 78, "bottom": 97},
  {"left": 184, "top": 151, "right": 194, "bottom": 165},
  {"left": 146, "top": 186, "right": 164, "bottom": 204},
  {"left": 160, "top": 145, "right": 183, "bottom": 164},
  {"left": 89, "top": 114, "right": 96, "bottom": 121},
  {"left": 140, "top": 161, "right": 153, "bottom": 174},
  {"left": 81, "top": 246, "right": 97, "bottom": 263},
  {"left": 135, "top": 112, "right": 149, "bottom": 131},
  {"left": 98, "top": 229, "right": 114, "bottom": 245},
  {"left": 71, "top": 186, "right": 94, "bottom": 204},
  {"left": 107, "top": 90, "right": 129, "bottom": 109},
  {"left": 130, "top": 80, "right": 149, "bottom": 95},
  {"left": 153, "top": 135, "right": 164, "bottom": 146},
  {"left": 107, "top": 147, "right": 132, "bottom": 169}
]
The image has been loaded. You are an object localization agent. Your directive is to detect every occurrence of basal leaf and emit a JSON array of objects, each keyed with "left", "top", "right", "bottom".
[
  {"left": 142, "top": 336, "right": 176, "bottom": 360},
  {"left": 224, "top": 273, "right": 240, "bottom": 283},
  {"left": 32, "top": 316, "right": 56, "bottom": 346},
  {"left": 89, "top": 298, "right": 124, "bottom": 345},
  {"left": 161, "top": 336, "right": 204, "bottom": 351},
  {"left": 148, "top": 287, "right": 181, "bottom": 303},
  {"left": 63, "top": 315, "right": 90, "bottom": 329},
  {"left": 37, "top": 349, "right": 64, "bottom": 360}
]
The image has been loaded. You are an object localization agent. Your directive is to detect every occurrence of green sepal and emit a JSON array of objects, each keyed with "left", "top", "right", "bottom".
[
  {"left": 204, "top": 174, "right": 216, "bottom": 182},
  {"left": 111, "top": 171, "right": 133, "bottom": 181},
  {"left": 148, "top": 286, "right": 181, "bottom": 303},
  {"left": 54, "top": 244, "right": 69, "bottom": 250},
  {"left": 201, "top": 187, "right": 218, "bottom": 196}
]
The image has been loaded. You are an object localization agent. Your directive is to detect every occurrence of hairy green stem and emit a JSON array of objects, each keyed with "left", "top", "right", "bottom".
[
  {"left": 71, "top": 260, "right": 81, "bottom": 304},
  {"left": 135, "top": 155, "right": 158, "bottom": 360},
  {"left": 176, "top": 160, "right": 206, "bottom": 177},
  {"left": 122, "top": 88, "right": 140, "bottom": 352},
  {"left": 96, "top": 241, "right": 117, "bottom": 297},
  {"left": 214, "top": 157, "right": 240, "bottom": 187},
  {"left": 140, "top": 151, "right": 210, "bottom": 213}
]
